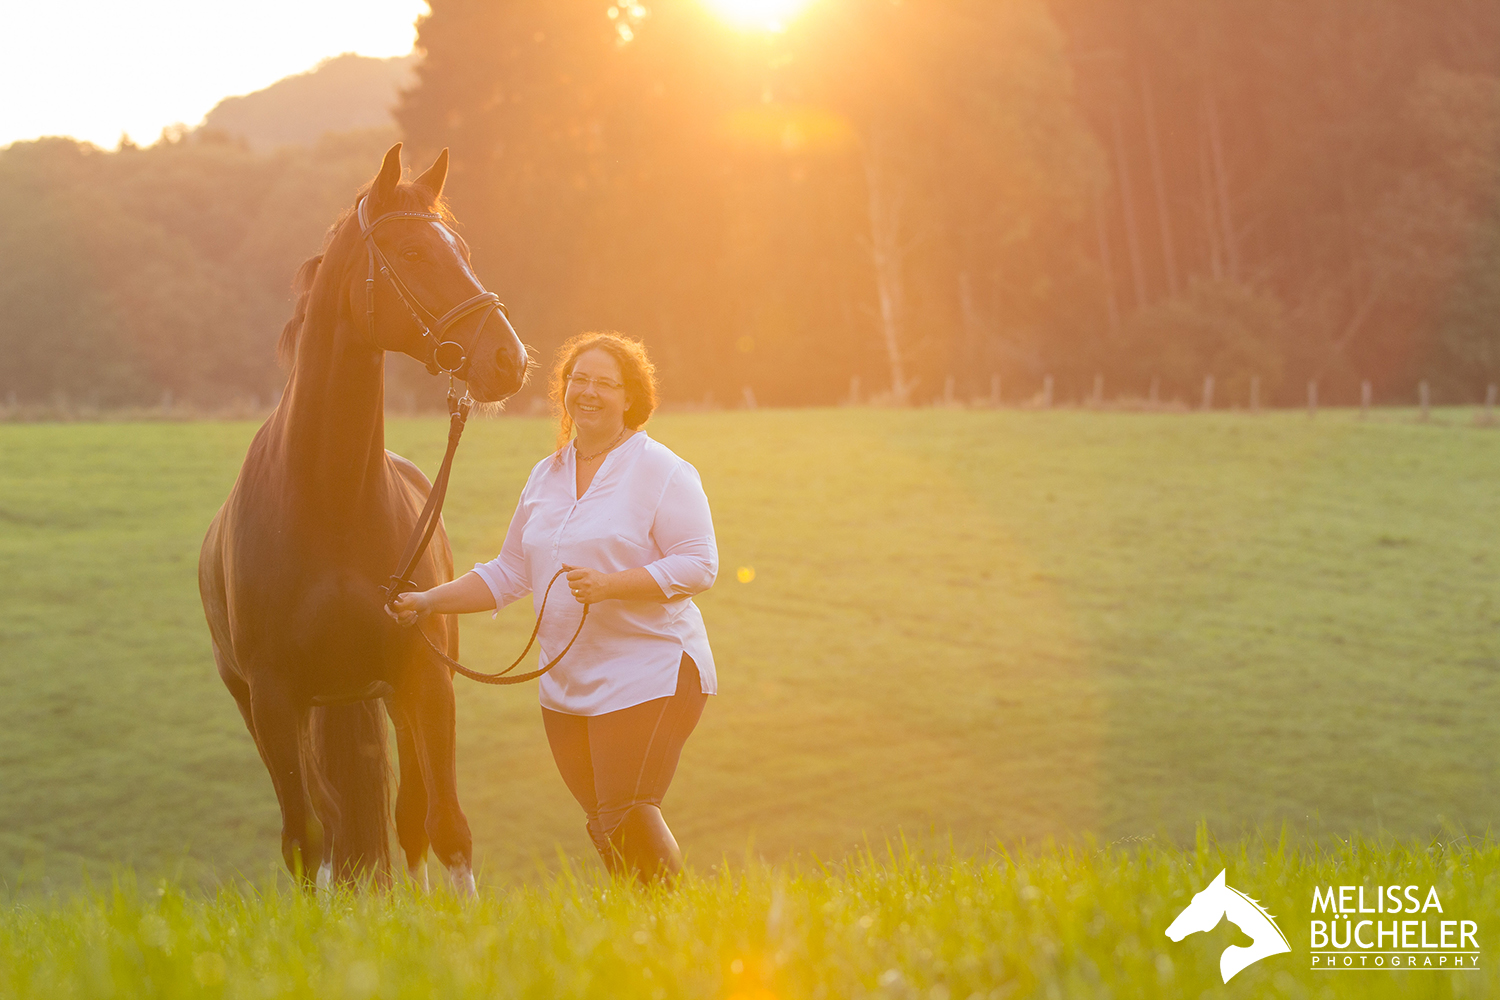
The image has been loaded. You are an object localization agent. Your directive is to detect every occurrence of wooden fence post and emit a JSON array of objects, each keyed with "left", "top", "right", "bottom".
[
  {"left": 1307, "top": 380, "right": 1317, "bottom": 417},
  {"left": 742, "top": 386, "right": 757, "bottom": 409},
  {"left": 1149, "top": 376, "right": 1160, "bottom": 406},
  {"left": 990, "top": 374, "right": 1001, "bottom": 407},
  {"left": 1487, "top": 383, "right": 1497, "bottom": 423},
  {"left": 1250, "top": 376, "right": 1260, "bottom": 413},
  {"left": 849, "top": 375, "right": 861, "bottom": 405},
  {"left": 943, "top": 374, "right": 955, "bottom": 407},
  {"left": 1419, "top": 380, "right": 1430, "bottom": 422},
  {"left": 1360, "top": 380, "right": 1371, "bottom": 419},
  {"left": 1042, "top": 375, "right": 1054, "bottom": 409},
  {"left": 1202, "top": 375, "right": 1215, "bottom": 411},
  {"left": 1093, "top": 373, "right": 1104, "bottom": 407}
]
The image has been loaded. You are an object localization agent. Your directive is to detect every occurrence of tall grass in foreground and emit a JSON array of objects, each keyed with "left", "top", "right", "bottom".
[{"left": 2, "top": 831, "right": 1495, "bottom": 999}]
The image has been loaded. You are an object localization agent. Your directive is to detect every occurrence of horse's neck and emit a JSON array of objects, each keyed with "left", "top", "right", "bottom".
[
  {"left": 1221, "top": 892, "right": 1288, "bottom": 961},
  {"left": 278, "top": 304, "right": 388, "bottom": 510}
]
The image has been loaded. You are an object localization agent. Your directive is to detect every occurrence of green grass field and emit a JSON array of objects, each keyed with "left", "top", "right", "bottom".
[
  {"left": 3, "top": 831, "right": 1497, "bottom": 998},
  {"left": 1, "top": 407, "right": 1497, "bottom": 893}
]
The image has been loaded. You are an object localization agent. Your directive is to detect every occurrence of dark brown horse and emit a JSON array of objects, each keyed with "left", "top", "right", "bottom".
[{"left": 199, "top": 144, "right": 527, "bottom": 892}]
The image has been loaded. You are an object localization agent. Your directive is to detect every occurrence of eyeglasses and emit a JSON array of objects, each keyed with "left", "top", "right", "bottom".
[{"left": 566, "top": 373, "right": 624, "bottom": 392}]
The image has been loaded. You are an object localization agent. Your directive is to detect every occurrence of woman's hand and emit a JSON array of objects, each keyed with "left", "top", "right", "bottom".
[
  {"left": 560, "top": 565, "right": 668, "bottom": 604},
  {"left": 386, "top": 589, "right": 433, "bottom": 626},
  {"left": 562, "top": 565, "right": 613, "bottom": 604}
]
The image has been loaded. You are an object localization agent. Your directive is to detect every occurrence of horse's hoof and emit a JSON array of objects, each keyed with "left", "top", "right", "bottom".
[
  {"left": 448, "top": 863, "right": 477, "bottom": 898},
  {"left": 316, "top": 862, "right": 333, "bottom": 892}
]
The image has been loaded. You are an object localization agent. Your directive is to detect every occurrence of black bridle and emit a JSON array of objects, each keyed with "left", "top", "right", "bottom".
[
  {"left": 365, "top": 196, "right": 589, "bottom": 686},
  {"left": 357, "top": 195, "right": 507, "bottom": 378}
]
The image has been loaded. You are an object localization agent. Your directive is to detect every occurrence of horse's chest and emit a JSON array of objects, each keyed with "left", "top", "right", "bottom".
[
  {"left": 234, "top": 564, "right": 395, "bottom": 675},
  {"left": 219, "top": 464, "right": 421, "bottom": 685}
]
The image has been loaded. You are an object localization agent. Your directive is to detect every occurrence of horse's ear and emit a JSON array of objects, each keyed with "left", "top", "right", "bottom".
[
  {"left": 414, "top": 148, "right": 449, "bottom": 202},
  {"left": 1210, "top": 869, "right": 1227, "bottom": 887},
  {"left": 371, "top": 142, "right": 404, "bottom": 208}
]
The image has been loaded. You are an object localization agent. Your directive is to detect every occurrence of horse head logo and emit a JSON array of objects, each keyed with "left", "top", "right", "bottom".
[{"left": 1165, "top": 869, "right": 1291, "bottom": 983}]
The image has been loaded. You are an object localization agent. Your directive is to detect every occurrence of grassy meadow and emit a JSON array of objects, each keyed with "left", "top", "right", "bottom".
[
  {"left": 3, "top": 831, "right": 1498, "bottom": 998},
  {"left": 1, "top": 406, "right": 1497, "bottom": 891}
]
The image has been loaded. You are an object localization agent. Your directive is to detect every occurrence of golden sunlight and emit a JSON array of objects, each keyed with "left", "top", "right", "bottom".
[{"left": 702, "top": 0, "right": 813, "bottom": 32}]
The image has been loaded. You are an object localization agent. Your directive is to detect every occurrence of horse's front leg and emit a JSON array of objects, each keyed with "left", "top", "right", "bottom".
[
  {"left": 391, "top": 657, "right": 474, "bottom": 896},
  {"left": 248, "top": 679, "right": 317, "bottom": 887},
  {"left": 390, "top": 704, "right": 431, "bottom": 891}
]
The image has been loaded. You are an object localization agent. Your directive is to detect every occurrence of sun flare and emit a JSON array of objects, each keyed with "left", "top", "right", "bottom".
[{"left": 702, "top": 0, "right": 813, "bottom": 32}]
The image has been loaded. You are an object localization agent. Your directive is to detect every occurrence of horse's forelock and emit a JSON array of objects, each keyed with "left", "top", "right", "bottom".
[{"left": 361, "top": 175, "right": 454, "bottom": 222}]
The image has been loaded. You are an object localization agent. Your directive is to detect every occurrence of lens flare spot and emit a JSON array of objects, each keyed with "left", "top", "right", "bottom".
[
  {"left": 737, "top": 566, "right": 755, "bottom": 583},
  {"left": 737, "top": 335, "right": 756, "bottom": 353},
  {"left": 703, "top": 0, "right": 813, "bottom": 32}
]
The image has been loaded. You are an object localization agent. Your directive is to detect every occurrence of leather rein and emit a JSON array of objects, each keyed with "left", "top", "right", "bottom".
[{"left": 364, "top": 195, "right": 589, "bottom": 686}]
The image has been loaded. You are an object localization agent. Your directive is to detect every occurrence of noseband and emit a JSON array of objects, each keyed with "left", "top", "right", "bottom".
[{"left": 357, "top": 195, "right": 508, "bottom": 377}]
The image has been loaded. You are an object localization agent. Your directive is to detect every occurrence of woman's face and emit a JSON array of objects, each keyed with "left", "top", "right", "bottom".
[{"left": 564, "top": 348, "right": 631, "bottom": 437}]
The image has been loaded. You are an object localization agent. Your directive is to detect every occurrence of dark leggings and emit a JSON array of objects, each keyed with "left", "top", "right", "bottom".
[{"left": 542, "top": 655, "right": 707, "bottom": 857}]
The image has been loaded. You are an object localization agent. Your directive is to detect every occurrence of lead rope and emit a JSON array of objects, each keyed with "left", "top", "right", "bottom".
[
  {"left": 410, "top": 568, "right": 588, "bottom": 686},
  {"left": 384, "top": 378, "right": 588, "bottom": 686}
]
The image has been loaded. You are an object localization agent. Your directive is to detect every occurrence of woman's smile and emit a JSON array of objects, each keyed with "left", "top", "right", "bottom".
[{"left": 565, "top": 348, "right": 630, "bottom": 444}]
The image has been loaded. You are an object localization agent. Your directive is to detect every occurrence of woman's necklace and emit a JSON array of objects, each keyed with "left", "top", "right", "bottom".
[{"left": 575, "top": 427, "right": 626, "bottom": 463}]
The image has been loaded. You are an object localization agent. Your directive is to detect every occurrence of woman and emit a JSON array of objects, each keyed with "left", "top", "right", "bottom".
[{"left": 387, "top": 332, "right": 717, "bottom": 884}]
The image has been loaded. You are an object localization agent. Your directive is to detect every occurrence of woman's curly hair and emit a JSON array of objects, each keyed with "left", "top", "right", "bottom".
[{"left": 549, "top": 332, "right": 659, "bottom": 451}]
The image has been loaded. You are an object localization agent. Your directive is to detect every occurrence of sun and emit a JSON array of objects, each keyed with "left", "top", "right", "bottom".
[{"left": 702, "top": 0, "right": 813, "bottom": 32}]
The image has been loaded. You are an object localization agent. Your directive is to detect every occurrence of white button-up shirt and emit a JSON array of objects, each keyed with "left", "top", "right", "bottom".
[{"left": 471, "top": 431, "right": 718, "bottom": 715}]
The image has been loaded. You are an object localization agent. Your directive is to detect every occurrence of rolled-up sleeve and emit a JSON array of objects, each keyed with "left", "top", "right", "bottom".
[
  {"left": 643, "top": 464, "right": 718, "bottom": 600},
  {"left": 471, "top": 491, "right": 532, "bottom": 611}
]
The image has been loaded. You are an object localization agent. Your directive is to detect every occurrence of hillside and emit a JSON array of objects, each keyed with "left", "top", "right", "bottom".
[{"left": 198, "top": 53, "right": 416, "bottom": 151}]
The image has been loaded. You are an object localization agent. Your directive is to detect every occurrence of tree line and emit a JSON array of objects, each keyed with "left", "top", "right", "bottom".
[
  {"left": 0, "top": 129, "right": 420, "bottom": 408},
  {"left": 5, "top": 0, "right": 1500, "bottom": 409}
]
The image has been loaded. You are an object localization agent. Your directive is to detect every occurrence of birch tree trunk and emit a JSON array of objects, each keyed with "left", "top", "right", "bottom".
[
  {"left": 958, "top": 270, "right": 986, "bottom": 389},
  {"left": 1111, "top": 105, "right": 1150, "bottom": 310},
  {"left": 1141, "top": 72, "right": 1180, "bottom": 296},
  {"left": 863, "top": 136, "right": 916, "bottom": 405},
  {"left": 1092, "top": 184, "right": 1122, "bottom": 337},
  {"left": 1198, "top": 120, "right": 1225, "bottom": 281},
  {"left": 1204, "top": 89, "right": 1240, "bottom": 281}
]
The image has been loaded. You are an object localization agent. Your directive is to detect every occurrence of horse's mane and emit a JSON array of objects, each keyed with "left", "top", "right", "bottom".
[
  {"left": 1226, "top": 886, "right": 1290, "bottom": 946},
  {"left": 277, "top": 254, "right": 324, "bottom": 368},
  {"left": 276, "top": 178, "right": 456, "bottom": 369}
]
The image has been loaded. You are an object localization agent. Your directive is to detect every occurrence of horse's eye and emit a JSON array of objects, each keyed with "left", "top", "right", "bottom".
[{"left": 402, "top": 249, "right": 421, "bottom": 261}]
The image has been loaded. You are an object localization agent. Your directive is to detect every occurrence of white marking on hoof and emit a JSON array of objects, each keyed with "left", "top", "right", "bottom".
[
  {"left": 316, "top": 862, "right": 333, "bottom": 892},
  {"left": 448, "top": 863, "right": 477, "bottom": 898},
  {"left": 408, "top": 860, "right": 430, "bottom": 893}
]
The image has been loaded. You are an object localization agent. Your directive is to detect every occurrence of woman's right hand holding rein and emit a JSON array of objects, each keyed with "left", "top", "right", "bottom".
[{"left": 386, "top": 572, "right": 497, "bottom": 626}]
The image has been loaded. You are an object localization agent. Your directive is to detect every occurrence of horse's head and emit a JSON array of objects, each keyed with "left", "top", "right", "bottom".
[
  {"left": 353, "top": 143, "right": 528, "bottom": 403},
  {"left": 1165, "top": 869, "right": 1229, "bottom": 942}
]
